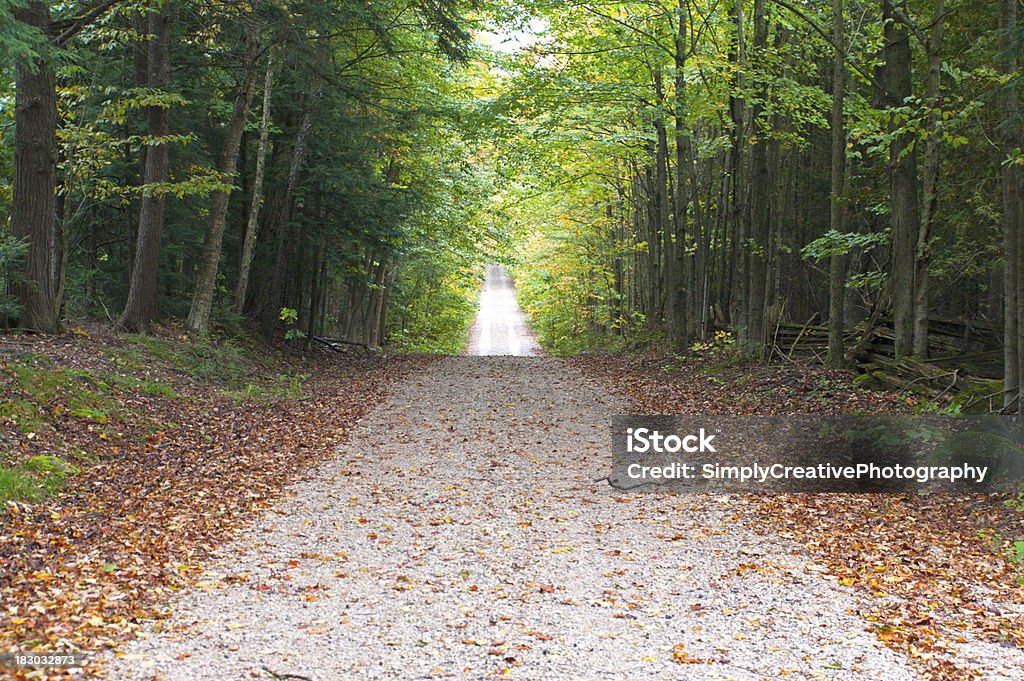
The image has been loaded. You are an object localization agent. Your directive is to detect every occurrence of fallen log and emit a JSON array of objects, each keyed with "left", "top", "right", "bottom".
[{"left": 312, "top": 336, "right": 373, "bottom": 355}]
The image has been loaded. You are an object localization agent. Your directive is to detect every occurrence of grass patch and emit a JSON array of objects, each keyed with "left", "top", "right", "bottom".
[
  {"left": 68, "top": 407, "right": 110, "bottom": 424},
  {"left": 125, "top": 334, "right": 250, "bottom": 387},
  {"left": 125, "top": 335, "right": 177, "bottom": 362},
  {"left": 0, "top": 455, "right": 78, "bottom": 502},
  {"left": 105, "top": 373, "right": 177, "bottom": 399},
  {"left": 222, "top": 373, "right": 310, "bottom": 403},
  {"left": 0, "top": 397, "right": 49, "bottom": 434},
  {"left": 8, "top": 362, "right": 118, "bottom": 413},
  {"left": 0, "top": 467, "right": 42, "bottom": 502}
]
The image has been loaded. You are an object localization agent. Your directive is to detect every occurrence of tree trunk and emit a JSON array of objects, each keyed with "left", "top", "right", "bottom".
[
  {"left": 306, "top": 246, "right": 327, "bottom": 340},
  {"left": 235, "top": 54, "right": 275, "bottom": 315},
  {"left": 186, "top": 23, "right": 261, "bottom": 336},
  {"left": 375, "top": 265, "right": 393, "bottom": 348},
  {"left": 120, "top": 5, "right": 172, "bottom": 331},
  {"left": 654, "top": 71, "right": 676, "bottom": 343},
  {"left": 1004, "top": 0, "right": 1023, "bottom": 408},
  {"left": 367, "top": 259, "right": 388, "bottom": 348},
  {"left": 914, "top": 0, "right": 946, "bottom": 358},
  {"left": 11, "top": 2, "right": 62, "bottom": 333},
  {"left": 883, "top": 0, "right": 919, "bottom": 358},
  {"left": 827, "top": 0, "right": 847, "bottom": 367},
  {"left": 673, "top": 0, "right": 691, "bottom": 347},
  {"left": 746, "top": 0, "right": 770, "bottom": 351},
  {"left": 728, "top": 0, "right": 746, "bottom": 334}
]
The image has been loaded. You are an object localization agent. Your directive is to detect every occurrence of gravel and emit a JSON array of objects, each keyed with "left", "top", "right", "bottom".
[
  {"left": 465, "top": 266, "right": 541, "bottom": 357},
  {"left": 103, "top": 356, "right": 923, "bottom": 681}
]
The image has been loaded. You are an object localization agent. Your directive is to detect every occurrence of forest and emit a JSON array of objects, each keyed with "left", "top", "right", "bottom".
[
  {"left": 5, "top": 3, "right": 1024, "bottom": 679},
  {"left": 1, "top": 0, "right": 1022, "bottom": 403}
]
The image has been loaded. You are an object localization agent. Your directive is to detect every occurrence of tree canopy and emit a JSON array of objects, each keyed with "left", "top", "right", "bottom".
[{"left": 1, "top": 0, "right": 1022, "bottom": 402}]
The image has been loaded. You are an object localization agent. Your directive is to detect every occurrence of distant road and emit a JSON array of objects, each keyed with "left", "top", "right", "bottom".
[{"left": 466, "top": 264, "right": 542, "bottom": 356}]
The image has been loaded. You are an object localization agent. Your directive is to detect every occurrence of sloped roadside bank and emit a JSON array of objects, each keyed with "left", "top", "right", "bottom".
[
  {"left": 0, "top": 329, "right": 434, "bottom": 680},
  {"left": 569, "top": 352, "right": 1024, "bottom": 681}
]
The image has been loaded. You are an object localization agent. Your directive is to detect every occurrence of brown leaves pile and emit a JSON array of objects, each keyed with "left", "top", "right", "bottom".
[
  {"left": 0, "top": 330, "right": 432, "bottom": 680},
  {"left": 571, "top": 353, "right": 1024, "bottom": 681}
]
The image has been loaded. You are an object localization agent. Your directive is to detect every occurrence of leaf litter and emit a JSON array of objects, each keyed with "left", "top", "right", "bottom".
[{"left": 0, "top": 328, "right": 432, "bottom": 680}]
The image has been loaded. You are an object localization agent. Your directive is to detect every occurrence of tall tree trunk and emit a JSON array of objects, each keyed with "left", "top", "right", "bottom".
[
  {"left": 673, "top": 0, "right": 691, "bottom": 346},
  {"left": 120, "top": 5, "right": 172, "bottom": 331},
  {"left": 1004, "top": 0, "right": 1023, "bottom": 408},
  {"left": 728, "top": 0, "right": 746, "bottom": 333},
  {"left": 186, "top": 24, "right": 261, "bottom": 336},
  {"left": 11, "top": 2, "right": 62, "bottom": 333},
  {"left": 746, "top": 0, "right": 770, "bottom": 351},
  {"left": 306, "top": 245, "right": 327, "bottom": 340},
  {"left": 827, "top": 0, "right": 847, "bottom": 367},
  {"left": 127, "top": 9, "right": 148, "bottom": 285},
  {"left": 374, "top": 264, "right": 393, "bottom": 348},
  {"left": 914, "top": 0, "right": 946, "bottom": 357},
  {"left": 235, "top": 54, "right": 275, "bottom": 315},
  {"left": 654, "top": 71, "right": 676, "bottom": 343},
  {"left": 883, "top": 0, "right": 919, "bottom": 358}
]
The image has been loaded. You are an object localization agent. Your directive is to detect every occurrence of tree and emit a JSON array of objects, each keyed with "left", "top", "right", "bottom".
[
  {"left": 186, "top": 18, "right": 261, "bottom": 336},
  {"left": 745, "top": 0, "right": 771, "bottom": 352},
  {"left": 120, "top": 3, "right": 173, "bottom": 331},
  {"left": 882, "top": 0, "right": 919, "bottom": 359},
  {"left": 913, "top": 0, "right": 946, "bottom": 358},
  {"left": 827, "top": 0, "right": 847, "bottom": 368},
  {"left": 10, "top": 2, "right": 60, "bottom": 332},
  {"left": 234, "top": 54, "right": 275, "bottom": 315},
  {"left": 8, "top": 0, "right": 122, "bottom": 332},
  {"left": 1003, "top": 0, "right": 1022, "bottom": 407}
]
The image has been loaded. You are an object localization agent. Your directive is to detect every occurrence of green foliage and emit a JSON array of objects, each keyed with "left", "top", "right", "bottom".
[
  {"left": 950, "top": 380, "right": 1004, "bottom": 414},
  {"left": 912, "top": 399, "right": 963, "bottom": 417},
  {"left": 279, "top": 308, "right": 306, "bottom": 341},
  {"left": 0, "top": 397, "right": 47, "bottom": 434},
  {"left": 1005, "top": 488, "right": 1024, "bottom": 513},
  {"left": 388, "top": 261, "right": 481, "bottom": 354},
  {"left": 0, "top": 232, "right": 27, "bottom": 326},
  {"left": 222, "top": 372, "right": 310, "bottom": 403},
  {"left": 7, "top": 360, "right": 118, "bottom": 418},
  {"left": 22, "top": 454, "right": 78, "bottom": 476},
  {"left": 0, "top": 467, "right": 43, "bottom": 502},
  {"left": 0, "top": 455, "right": 78, "bottom": 503},
  {"left": 689, "top": 330, "right": 749, "bottom": 368},
  {"left": 178, "top": 340, "right": 249, "bottom": 386},
  {"left": 801, "top": 230, "right": 889, "bottom": 260},
  {"left": 126, "top": 334, "right": 248, "bottom": 386},
  {"left": 0, "top": 0, "right": 45, "bottom": 66},
  {"left": 512, "top": 225, "right": 632, "bottom": 355},
  {"left": 1010, "top": 541, "right": 1024, "bottom": 568}
]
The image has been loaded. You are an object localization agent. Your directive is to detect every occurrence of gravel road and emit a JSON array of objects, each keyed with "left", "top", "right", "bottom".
[
  {"left": 466, "top": 265, "right": 541, "bottom": 357},
  {"left": 105, "top": 356, "right": 926, "bottom": 681}
]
